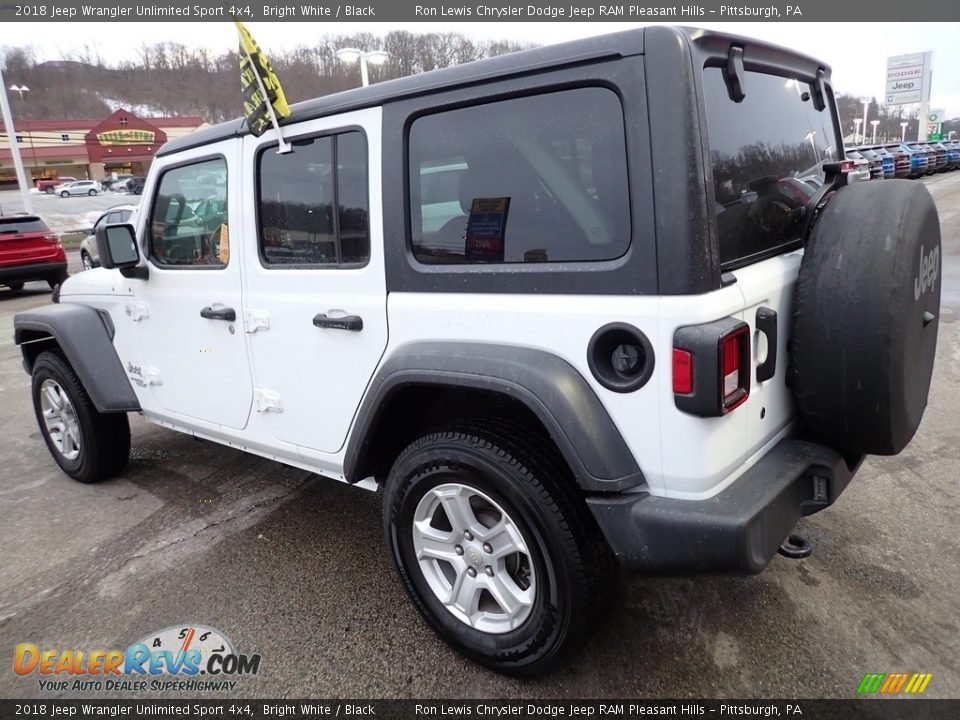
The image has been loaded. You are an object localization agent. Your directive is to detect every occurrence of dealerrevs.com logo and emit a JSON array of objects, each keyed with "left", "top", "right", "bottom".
[{"left": 14, "top": 624, "right": 261, "bottom": 693}]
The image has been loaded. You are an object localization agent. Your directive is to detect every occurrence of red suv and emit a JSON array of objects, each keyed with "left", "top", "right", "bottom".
[{"left": 0, "top": 215, "right": 68, "bottom": 292}]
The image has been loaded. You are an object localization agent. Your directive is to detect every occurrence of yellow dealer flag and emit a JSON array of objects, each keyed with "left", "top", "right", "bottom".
[{"left": 235, "top": 20, "right": 291, "bottom": 139}]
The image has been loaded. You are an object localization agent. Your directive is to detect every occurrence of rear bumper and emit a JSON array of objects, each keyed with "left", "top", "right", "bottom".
[
  {"left": 587, "top": 439, "right": 862, "bottom": 574},
  {"left": 0, "top": 261, "right": 67, "bottom": 284}
]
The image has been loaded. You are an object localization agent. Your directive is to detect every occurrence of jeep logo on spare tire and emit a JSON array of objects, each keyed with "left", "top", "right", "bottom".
[{"left": 914, "top": 245, "right": 940, "bottom": 301}]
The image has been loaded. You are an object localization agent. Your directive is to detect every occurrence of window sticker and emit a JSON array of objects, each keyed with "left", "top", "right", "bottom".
[{"left": 464, "top": 197, "right": 510, "bottom": 262}]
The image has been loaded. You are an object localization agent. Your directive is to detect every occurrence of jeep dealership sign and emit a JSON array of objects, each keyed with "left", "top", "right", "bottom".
[{"left": 885, "top": 52, "right": 931, "bottom": 106}]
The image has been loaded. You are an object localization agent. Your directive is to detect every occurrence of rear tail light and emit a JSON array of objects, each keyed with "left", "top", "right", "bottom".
[
  {"left": 720, "top": 325, "right": 750, "bottom": 413},
  {"left": 672, "top": 349, "right": 693, "bottom": 394},
  {"left": 839, "top": 160, "right": 856, "bottom": 173},
  {"left": 673, "top": 319, "right": 751, "bottom": 417},
  {"left": 42, "top": 233, "right": 60, "bottom": 243}
]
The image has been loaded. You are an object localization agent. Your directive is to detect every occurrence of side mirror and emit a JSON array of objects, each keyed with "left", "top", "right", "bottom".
[{"left": 95, "top": 223, "right": 147, "bottom": 278}]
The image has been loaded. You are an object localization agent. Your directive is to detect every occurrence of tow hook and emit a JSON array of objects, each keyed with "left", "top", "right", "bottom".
[{"left": 778, "top": 534, "right": 812, "bottom": 559}]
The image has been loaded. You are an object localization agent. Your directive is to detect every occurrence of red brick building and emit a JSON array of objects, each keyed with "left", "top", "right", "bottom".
[{"left": 0, "top": 109, "right": 205, "bottom": 187}]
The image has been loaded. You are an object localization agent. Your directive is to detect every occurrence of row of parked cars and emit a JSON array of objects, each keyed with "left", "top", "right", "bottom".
[
  {"left": 846, "top": 140, "right": 960, "bottom": 181},
  {"left": 34, "top": 175, "right": 146, "bottom": 196}
]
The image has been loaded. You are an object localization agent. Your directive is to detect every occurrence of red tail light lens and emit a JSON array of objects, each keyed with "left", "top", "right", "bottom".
[
  {"left": 720, "top": 325, "right": 750, "bottom": 413},
  {"left": 42, "top": 233, "right": 60, "bottom": 243},
  {"left": 672, "top": 348, "right": 693, "bottom": 394}
]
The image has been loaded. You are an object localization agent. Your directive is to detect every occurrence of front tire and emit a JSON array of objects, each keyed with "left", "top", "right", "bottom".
[
  {"left": 60, "top": 191, "right": 69, "bottom": 198},
  {"left": 384, "top": 423, "right": 614, "bottom": 676},
  {"left": 88, "top": 189, "right": 97, "bottom": 196},
  {"left": 31, "top": 351, "right": 130, "bottom": 483},
  {"left": 6, "top": 282, "right": 25, "bottom": 291},
  {"left": 81, "top": 252, "right": 94, "bottom": 271}
]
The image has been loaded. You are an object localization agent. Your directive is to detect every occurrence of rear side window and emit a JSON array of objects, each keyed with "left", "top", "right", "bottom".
[
  {"left": 703, "top": 68, "right": 838, "bottom": 268},
  {"left": 408, "top": 87, "right": 631, "bottom": 264},
  {"left": 257, "top": 130, "right": 369, "bottom": 267},
  {"left": 149, "top": 157, "right": 229, "bottom": 268},
  {"left": 0, "top": 217, "right": 48, "bottom": 234}
]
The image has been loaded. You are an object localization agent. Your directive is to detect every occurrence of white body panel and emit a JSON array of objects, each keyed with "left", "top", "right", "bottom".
[
  {"left": 55, "top": 110, "right": 800, "bottom": 502},
  {"left": 239, "top": 108, "right": 389, "bottom": 455}
]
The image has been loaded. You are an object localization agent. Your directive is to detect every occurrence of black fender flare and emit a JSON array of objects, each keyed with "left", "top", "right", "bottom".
[
  {"left": 344, "top": 342, "right": 645, "bottom": 492},
  {"left": 14, "top": 304, "right": 140, "bottom": 413}
]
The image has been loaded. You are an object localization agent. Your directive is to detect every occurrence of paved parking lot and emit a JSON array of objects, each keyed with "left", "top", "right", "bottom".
[
  {"left": 0, "top": 188, "right": 140, "bottom": 235},
  {"left": 1, "top": 174, "right": 958, "bottom": 699}
]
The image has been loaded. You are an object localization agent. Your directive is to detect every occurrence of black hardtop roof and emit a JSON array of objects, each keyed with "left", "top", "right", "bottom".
[{"left": 158, "top": 25, "right": 830, "bottom": 158}]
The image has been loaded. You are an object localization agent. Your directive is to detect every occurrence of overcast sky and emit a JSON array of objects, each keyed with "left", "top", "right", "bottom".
[{"left": 6, "top": 22, "right": 960, "bottom": 121}]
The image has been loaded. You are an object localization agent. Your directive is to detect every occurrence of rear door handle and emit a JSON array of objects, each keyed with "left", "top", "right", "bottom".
[
  {"left": 313, "top": 313, "right": 363, "bottom": 332},
  {"left": 200, "top": 305, "right": 236, "bottom": 322},
  {"left": 755, "top": 306, "right": 777, "bottom": 383}
]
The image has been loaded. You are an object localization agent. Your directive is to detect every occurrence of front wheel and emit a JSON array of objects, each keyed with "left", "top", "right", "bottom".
[
  {"left": 45, "top": 187, "right": 54, "bottom": 194},
  {"left": 5, "top": 282, "right": 25, "bottom": 291},
  {"left": 31, "top": 351, "right": 130, "bottom": 483},
  {"left": 60, "top": 191, "right": 69, "bottom": 198},
  {"left": 81, "top": 252, "right": 94, "bottom": 271},
  {"left": 384, "top": 424, "right": 614, "bottom": 676},
  {"left": 88, "top": 189, "right": 97, "bottom": 196}
]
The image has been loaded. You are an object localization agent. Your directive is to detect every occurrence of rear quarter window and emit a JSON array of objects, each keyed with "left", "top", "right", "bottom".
[
  {"left": 408, "top": 86, "right": 631, "bottom": 264},
  {"left": 703, "top": 68, "right": 839, "bottom": 268}
]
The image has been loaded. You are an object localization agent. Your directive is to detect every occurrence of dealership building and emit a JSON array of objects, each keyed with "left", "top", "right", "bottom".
[{"left": 0, "top": 110, "right": 206, "bottom": 187}]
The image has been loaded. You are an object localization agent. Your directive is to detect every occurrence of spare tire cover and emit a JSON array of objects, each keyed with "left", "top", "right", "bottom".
[{"left": 789, "top": 179, "right": 941, "bottom": 456}]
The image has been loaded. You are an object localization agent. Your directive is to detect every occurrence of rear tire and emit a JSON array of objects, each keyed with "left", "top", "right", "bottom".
[
  {"left": 47, "top": 271, "right": 68, "bottom": 289},
  {"left": 6, "top": 282, "right": 25, "bottom": 291},
  {"left": 31, "top": 351, "right": 130, "bottom": 483},
  {"left": 45, "top": 187, "right": 54, "bottom": 194},
  {"left": 384, "top": 422, "right": 615, "bottom": 676}
]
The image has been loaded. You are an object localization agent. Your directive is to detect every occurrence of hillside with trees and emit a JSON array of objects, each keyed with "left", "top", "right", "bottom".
[{"left": 1, "top": 31, "right": 529, "bottom": 123}]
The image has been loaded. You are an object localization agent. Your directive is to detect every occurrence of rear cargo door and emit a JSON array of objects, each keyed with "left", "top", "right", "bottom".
[{"left": 701, "top": 66, "right": 841, "bottom": 457}]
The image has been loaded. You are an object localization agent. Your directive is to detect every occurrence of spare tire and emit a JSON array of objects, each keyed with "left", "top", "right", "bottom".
[{"left": 790, "top": 179, "right": 940, "bottom": 456}]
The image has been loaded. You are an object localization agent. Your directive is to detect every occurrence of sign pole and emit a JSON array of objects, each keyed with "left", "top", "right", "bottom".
[
  {"left": 917, "top": 52, "right": 932, "bottom": 142},
  {"left": 0, "top": 64, "right": 33, "bottom": 214}
]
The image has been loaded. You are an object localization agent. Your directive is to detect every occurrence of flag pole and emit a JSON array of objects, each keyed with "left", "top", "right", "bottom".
[{"left": 239, "top": 37, "right": 291, "bottom": 154}]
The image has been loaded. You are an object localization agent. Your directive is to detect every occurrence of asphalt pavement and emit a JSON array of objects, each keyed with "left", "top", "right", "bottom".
[{"left": 1, "top": 174, "right": 958, "bottom": 699}]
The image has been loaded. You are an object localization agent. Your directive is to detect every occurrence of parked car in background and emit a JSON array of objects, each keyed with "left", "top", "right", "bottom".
[
  {"left": 0, "top": 215, "right": 68, "bottom": 291},
  {"left": 862, "top": 146, "right": 896, "bottom": 178},
  {"left": 857, "top": 147, "right": 892, "bottom": 179},
  {"left": 126, "top": 177, "right": 147, "bottom": 195},
  {"left": 897, "top": 143, "right": 930, "bottom": 178},
  {"left": 36, "top": 177, "right": 77, "bottom": 194},
  {"left": 844, "top": 150, "right": 874, "bottom": 182},
  {"left": 56, "top": 180, "right": 101, "bottom": 197},
  {"left": 932, "top": 141, "right": 960, "bottom": 170},
  {"left": 100, "top": 173, "right": 133, "bottom": 191},
  {"left": 79, "top": 204, "right": 139, "bottom": 270},
  {"left": 881, "top": 143, "right": 912, "bottom": 178}
]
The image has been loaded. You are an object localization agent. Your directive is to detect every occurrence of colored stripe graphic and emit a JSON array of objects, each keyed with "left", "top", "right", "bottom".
[{"left": 858, "top": 672, "right": 932, "bottom": 694}]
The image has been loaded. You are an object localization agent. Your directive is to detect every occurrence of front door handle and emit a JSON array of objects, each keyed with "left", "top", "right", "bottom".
[
  {"left": 200, "top": 305, "right": 236, "bottom": 322},
  {"left": 313, "top": 313, "right": 363, "bottom": 332}
]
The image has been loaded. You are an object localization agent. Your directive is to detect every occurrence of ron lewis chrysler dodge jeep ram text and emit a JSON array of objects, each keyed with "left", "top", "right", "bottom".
[{"left": 14, "top": 27, "right": 941, "bottom": 675}]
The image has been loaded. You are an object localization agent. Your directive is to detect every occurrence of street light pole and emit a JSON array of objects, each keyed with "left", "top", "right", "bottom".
[
  {"left": 9, "top": 85, "right": 37, "bottom": 185},
  {"left": 853, "top": 118, "right": 863, "bottom": 144},
  {"left": 900, "top": 121, "right": 909, "bottom": 141},
  {"left": 861, "top": 100, "right": 870, "bottom": 146},
  {"left": 0, "top": 66, "right": 32, "bottom": 214},
  {"left": 335, "top": 48, "right": 389, "bottom": 88},
  {"left": 870, "top": 119, "right": 880, "bottom": 144}
]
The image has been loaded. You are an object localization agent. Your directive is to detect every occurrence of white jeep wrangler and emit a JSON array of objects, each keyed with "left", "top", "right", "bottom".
[{"left": 14, "top": 27, "right": 941, "bottom": 676}]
